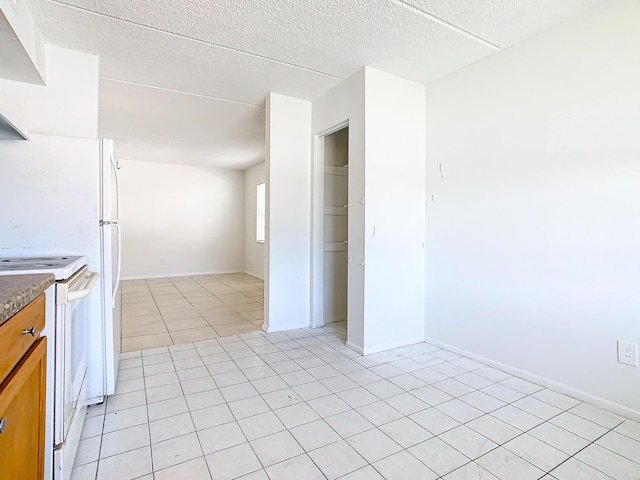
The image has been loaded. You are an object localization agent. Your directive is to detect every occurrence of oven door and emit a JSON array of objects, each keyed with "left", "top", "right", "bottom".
[{"left": 54, "top": 266, "right": 100, "bottom": 446}]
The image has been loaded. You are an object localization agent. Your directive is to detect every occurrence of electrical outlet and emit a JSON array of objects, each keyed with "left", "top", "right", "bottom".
[{"left": 617, "top": 341, "right": 639, "bottom": 367}]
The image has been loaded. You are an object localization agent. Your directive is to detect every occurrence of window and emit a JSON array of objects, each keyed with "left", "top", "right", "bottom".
[{"left": 256, "top": 183, "right": 265, "bottom": 243}]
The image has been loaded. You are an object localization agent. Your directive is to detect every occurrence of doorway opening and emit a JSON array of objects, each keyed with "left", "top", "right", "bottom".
[{"left": 322, "top": 126, "right": 349, "bottom": 331}]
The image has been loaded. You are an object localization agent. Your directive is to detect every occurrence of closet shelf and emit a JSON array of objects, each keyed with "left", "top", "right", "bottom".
[
  {"left": 324, "top": 242, "right": 348, "bottom": 252},
  {"left": 324, "top": 165, "right": 348, "bottom": 176},
  {"left": 324, "top": 206, "right": 348, "bottom": 216}
]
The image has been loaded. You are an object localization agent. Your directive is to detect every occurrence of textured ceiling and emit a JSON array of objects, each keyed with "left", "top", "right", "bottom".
[
  {"left": 29, "top": 0, "right": 499, "bottom": 82},
  {"left": 403, "top": 0, "right": 606, "bottom": 47},
  {"left": 26, "top": 1, "right": 340, "bottom": 105},
  {"left": 99, "top": 79, "right": 265, "bottom": 169},
  {"left": 24, "top": 0, "right": 607, "bottom": 168}
]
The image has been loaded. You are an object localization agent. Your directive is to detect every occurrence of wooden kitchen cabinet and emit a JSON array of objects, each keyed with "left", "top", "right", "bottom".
[
  {"left": 0, "top": 295, "right": 47, "bottom": 480},
  {"left": 0, "top": 294, "right": 46, "bottom": 385}
]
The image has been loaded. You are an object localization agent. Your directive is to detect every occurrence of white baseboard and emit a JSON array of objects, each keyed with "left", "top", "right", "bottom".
[
  {"left": 346, "top": 341, "right": 364, "bottom": 355},
  {"left": 122, "top": 269, "right": 243, "bottom": 281},
  {"left": 362, "top": 336, "right": 426, "bottom": 356},
  {"left": 313, "top": 319, "right": 346, "bottom": 329},
  {"left": 425, "top": 336, "right": 640, "bottom": 422},
  {"left": 262, "top": 321, "right": 310, "bottom": 334},
  {"left": 243, "top": 270, "right": 264, "bottom": 280}
]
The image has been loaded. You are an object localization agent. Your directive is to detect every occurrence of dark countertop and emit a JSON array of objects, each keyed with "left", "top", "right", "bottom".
[{"left": 0, "top": 274, "right": 55, "bottom": 325}]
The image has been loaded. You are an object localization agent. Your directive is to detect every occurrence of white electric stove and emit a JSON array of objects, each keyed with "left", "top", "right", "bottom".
[{"left": 0, "top": 255, "right": 99, "bottom": 480}]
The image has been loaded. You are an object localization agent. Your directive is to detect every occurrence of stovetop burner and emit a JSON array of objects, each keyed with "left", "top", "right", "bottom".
[
  {"left": 0, "top": 255, "right": 87, "bottom": 279},
  {"left": 0, "top": 263, "right": 62, "bottom": 270},
  {"left": 0, "top": 256, "right": 73, "bottom": 263}
]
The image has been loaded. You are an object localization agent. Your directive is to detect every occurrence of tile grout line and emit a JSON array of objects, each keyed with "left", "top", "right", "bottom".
[
  {"left": 166, "top": 342, "right": 212, "bottom": 478},
  {"left": 142, "top": 357, "right": 153, "bottom": 480},
  {"left": 544, "top": 419, "right": 627, "bottom": 479},
  {"left": 191, "top": 333, "right": 258, "bottom": 478},
  {"left": 148, "top": 279, "right": 174, "bottom": 347}
]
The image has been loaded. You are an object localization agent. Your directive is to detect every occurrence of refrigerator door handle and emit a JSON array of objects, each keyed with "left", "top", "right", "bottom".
[
  {"left": 110, "top": 152, "right": 121, "bottom": 223},
  {"left": 111, "top": 222, "right": 122, "bottom": 307}
]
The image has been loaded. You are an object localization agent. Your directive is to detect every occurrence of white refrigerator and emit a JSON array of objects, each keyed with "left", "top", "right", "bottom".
[
  {"left": 0, "top": 134, "right": 122, "bottom": 402},
  {"left": 100, "top": 138, "right": 122, "bottom": 396}
]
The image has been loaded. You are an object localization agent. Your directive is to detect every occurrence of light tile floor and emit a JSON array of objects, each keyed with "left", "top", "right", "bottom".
[
  {"left": 74, "top": 323, "right": 640, "bottom": 480},
  {"left": 121, "top": 274, "right": 264, "bottom": 352}
]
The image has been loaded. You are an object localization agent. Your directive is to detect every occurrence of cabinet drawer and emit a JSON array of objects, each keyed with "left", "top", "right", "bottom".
[{"left": 0, "top": 294, "right": 45, "bottom": 385}]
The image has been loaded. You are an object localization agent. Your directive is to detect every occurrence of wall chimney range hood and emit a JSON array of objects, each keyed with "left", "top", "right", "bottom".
[
  {"left": 0, "top": 103, "right": 29, "bottom": 140},
  {"left": 0, "top": 0, "right": 47, "bottom": 140}
]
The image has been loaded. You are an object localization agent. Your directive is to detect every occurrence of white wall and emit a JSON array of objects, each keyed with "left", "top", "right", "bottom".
[
  {"left": 265, "top": 93, "right": 312, "bottom": 333},
  {"left": 119, "top": 160, "right": 245, "bottom": 279},
  {"left": 312, "top": 67, "right": 426, "bottom": 354},
  {"left": 425, "top": 0, "right": 640, "bottom": 415},
  {"left": 244, "top": 161, "right": 265, "bottom": 279},
  {"left": 0, "top": 45, "right": 98, "bottom": 138},
  {"left": 363, "top": 68, "right": 426, "bottom": 353}
]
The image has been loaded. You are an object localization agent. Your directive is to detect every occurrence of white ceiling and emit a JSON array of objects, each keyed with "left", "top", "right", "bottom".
[
  {"left": 25, "top": 0, "right": 606, "bottom": 169},
  {"left": 99, "top": 79, "right": 265, "bottom": 169}
]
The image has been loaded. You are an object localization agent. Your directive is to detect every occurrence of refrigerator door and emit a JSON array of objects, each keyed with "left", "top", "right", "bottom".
[
  {"left": 100, "top": 223, "right": 121, "bottom": 395},
  {"left": 100, "top": 139, "right": 122, "bottom": 395}
]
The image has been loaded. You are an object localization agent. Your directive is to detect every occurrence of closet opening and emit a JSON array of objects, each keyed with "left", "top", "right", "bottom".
[{"left": 322, "top": 126, "right": 349, "bottom": 330}]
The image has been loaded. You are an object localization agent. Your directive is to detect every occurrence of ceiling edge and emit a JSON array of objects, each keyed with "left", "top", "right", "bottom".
[
  {"left": 50, "top": 0, "right": 343, "bottom": 79},
  {"left": 100, "top": 77, "right": 267, "bottom": 109},
  {"left": 389, "top": 0, "right": 502, "bottom": 51}
]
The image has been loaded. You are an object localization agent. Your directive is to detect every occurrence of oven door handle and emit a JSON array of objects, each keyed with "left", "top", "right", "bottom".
[{"left": 67, "top": 271, "right": 100, "bottom": 302}]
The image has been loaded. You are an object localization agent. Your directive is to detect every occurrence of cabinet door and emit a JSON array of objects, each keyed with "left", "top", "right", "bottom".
[{"left": 0, "top": 337, "right": 47, "bottom": 480}]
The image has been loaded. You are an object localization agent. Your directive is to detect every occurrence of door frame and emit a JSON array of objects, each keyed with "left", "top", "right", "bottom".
[{"left": 310, "top": 120, "right": 349, "bottom": 329}]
